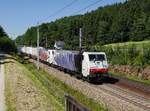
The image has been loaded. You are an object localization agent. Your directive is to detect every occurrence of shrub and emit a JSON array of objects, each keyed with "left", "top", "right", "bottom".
[
  {"left": 96, "top": 45, "right": 150, "bottom": 66},
  {"left": 0, "top": 37, "right": 17, "bottom": 53}
]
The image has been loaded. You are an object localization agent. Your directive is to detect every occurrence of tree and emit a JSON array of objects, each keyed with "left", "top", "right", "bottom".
[
  {"left": 0, "top": 37, "right": 16, "bottom": 53},
  {"left": 97, "top": 21, "right": 109, "bottom": 45},
  {"left": 15, "top": 0, "right": 150, "bottom": 49},
  {"left": 131, "top": 13, "right": 147, "bottom": 41},
  {"left": 145, "top": 16, "right": 150, "bottom": 39},
  {"left": 0, "top": 26, "right": 7, "bottom": 37}
]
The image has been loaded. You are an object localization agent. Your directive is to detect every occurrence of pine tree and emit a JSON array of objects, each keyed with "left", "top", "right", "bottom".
[
  {"left": 145, "top": 16, "right": 150, "bottom": 39},
  {"left": 97, "top": 21, "right": 109, "bottom": 45},
  {"left": 0, "top": 26, "right": 7, "bottom": 37},
  {"left": 131, "top": 12, "right": 147, "bottom": 41}
]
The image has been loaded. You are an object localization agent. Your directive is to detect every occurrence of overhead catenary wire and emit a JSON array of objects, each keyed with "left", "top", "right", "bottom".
[
  {"left": 36, "top": 0, "right": 79, "bottom": 70},
  {"left": 73, "top": 0, "right": 103, "bottom": 15},
  {"left": 38, "top": 0, "right": 104, "bottom": 23},
  {"left": 71, "top": 0, "right": 104, "bottom": 49},
  {"left": 38, "top": 0, "right": 79, "bottom": 23}
]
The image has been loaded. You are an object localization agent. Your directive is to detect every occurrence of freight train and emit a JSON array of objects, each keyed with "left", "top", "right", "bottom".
[{"left": 19, "top": 46, "right": 109, "bottom": 81}]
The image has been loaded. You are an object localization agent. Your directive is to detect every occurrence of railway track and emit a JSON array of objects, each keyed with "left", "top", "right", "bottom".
[
  {"left": 112, "top": 75, "right": 150, "bottom": 94},
  {"left": 26, "top": 57, "right": 150, "bottom": 111},
  {"left": 91, "top": 84, "right": 150, "bottom": 111}
]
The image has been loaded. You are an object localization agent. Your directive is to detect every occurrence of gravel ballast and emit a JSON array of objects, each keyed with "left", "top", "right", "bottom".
[{"left": 30, "top": 59, "right": 149, "bottom": 111}]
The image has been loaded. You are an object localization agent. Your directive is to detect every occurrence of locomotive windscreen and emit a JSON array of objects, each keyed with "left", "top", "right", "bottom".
[{"left": 89, "top": 54, "right": 105, "bottom": 61}]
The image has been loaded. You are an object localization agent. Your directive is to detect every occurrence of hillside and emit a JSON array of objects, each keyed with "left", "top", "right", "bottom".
[
  {"left": 104, "top": 40, "right": 150, "bottom": 49},
  {"left": 16, "top": 0, "right": 150, "bottom": 49}
]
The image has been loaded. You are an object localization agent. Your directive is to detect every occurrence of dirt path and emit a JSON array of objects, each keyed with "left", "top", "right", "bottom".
[{"left": 0, "top": 54, "right": 5, "bottom": 111}]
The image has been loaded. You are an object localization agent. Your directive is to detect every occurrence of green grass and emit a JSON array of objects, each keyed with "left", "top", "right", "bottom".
[
  {"left": 110, "top": 70, "right": 150, "bottom": 86},
  {"left": 20, "top": 59, "right": 108, "bottom": 111},
  {"left": 104, "top": 40, "right": 150, "bottom": 48},
  {"left": 91, "top": 40, "right": 150, "bottom": 51},
  {"left": 17, "top": 62, "right": 64, "bottom": 111}
]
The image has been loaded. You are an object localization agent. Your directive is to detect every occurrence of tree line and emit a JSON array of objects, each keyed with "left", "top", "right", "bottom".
[
  {"left": 16, "top": 0, "right": 150, "bottom": 50},
  {"left": 0, "top": 26, "right": 16, "bottom": 53}
]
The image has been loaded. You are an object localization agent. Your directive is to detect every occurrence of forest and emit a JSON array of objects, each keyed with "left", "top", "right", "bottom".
[
  {"left": 0, "top": 26, "right": 16, "bottom": 53},
  {"left": 16, "top": 0, "right": 150, "bottom": 50}
]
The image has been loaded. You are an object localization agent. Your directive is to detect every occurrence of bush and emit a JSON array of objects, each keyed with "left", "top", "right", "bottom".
[
  {"left": 143, "top": 48, "right": 150, "bottom": 65},
  {"left": 0, "top": 37, "right": 17, "bottom": 53},
  {"left": 95, "top": 45, "right": 150, "bottom": 67}
]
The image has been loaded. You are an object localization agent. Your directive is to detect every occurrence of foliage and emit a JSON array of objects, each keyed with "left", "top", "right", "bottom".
[
  {"left": 0, "top": 26, "right": 7, "bottom": 37},
  {"left": 110, "top": 71, "right": 150, "bottom": 85},
  {"left": 16, "top": 0, "right": 150, "bottom": 49},
  {"left": 0, "top": 26, "right": 17, "bottom": 53},
  {"left": 93, "top": 44, "right": 150, "bottom": 67},
  {"left": 0, "top": 37, "right": 17, "bottom": 53}
]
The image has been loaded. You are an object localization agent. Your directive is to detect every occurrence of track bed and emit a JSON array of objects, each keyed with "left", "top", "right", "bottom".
[{"left": 27, "top": 57, "right": 150, "bottom": 111}]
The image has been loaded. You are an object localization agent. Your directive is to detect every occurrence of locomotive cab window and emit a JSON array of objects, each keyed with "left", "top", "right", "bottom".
[{"left": 89, "top": 54, "right": 105, "bottom": 61}]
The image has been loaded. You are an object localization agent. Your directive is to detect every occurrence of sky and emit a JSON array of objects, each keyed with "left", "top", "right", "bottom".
[{"left": 0, "top": 0, "right": 125, "bottom": 39}]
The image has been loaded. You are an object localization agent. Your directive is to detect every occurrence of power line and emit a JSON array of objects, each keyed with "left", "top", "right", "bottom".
[
  {"left": 36, "top": 0, "right": 79, "bottom": 69},
  {"left": 71, "top": 0, "right": 104, "bottom": 49},
  {"left": 38, "top": 0, "right": 79, "bottom": 23},
  {"left": 73, "top": 0, "right": 103, "bottom": 15}
]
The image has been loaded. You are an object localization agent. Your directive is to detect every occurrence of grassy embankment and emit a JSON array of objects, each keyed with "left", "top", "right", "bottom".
[
  {"left": 5, "top": 55, "right": 108, "bottom": 111},
  {"left": 110, "top": 71, "right": 150, "bottom": 85},
  {"left": 92, "top": 40, "right": 150, "bottom": 85},
  {"left": 5, "top": 56, "right": 61, "bottom": 111}
]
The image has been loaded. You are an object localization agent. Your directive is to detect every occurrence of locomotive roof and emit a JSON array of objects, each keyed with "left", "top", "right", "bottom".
[
  {"left": 47, "top": 49, "right": 106, "bottom": 54},
  {"left": 83, "top": 52, "right": 106, "bottom": 54}
]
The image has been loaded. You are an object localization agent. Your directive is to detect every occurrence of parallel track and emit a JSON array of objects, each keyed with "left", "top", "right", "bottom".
[{"left": 91, "top": 84, "right": 150, "bottom": 111}]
